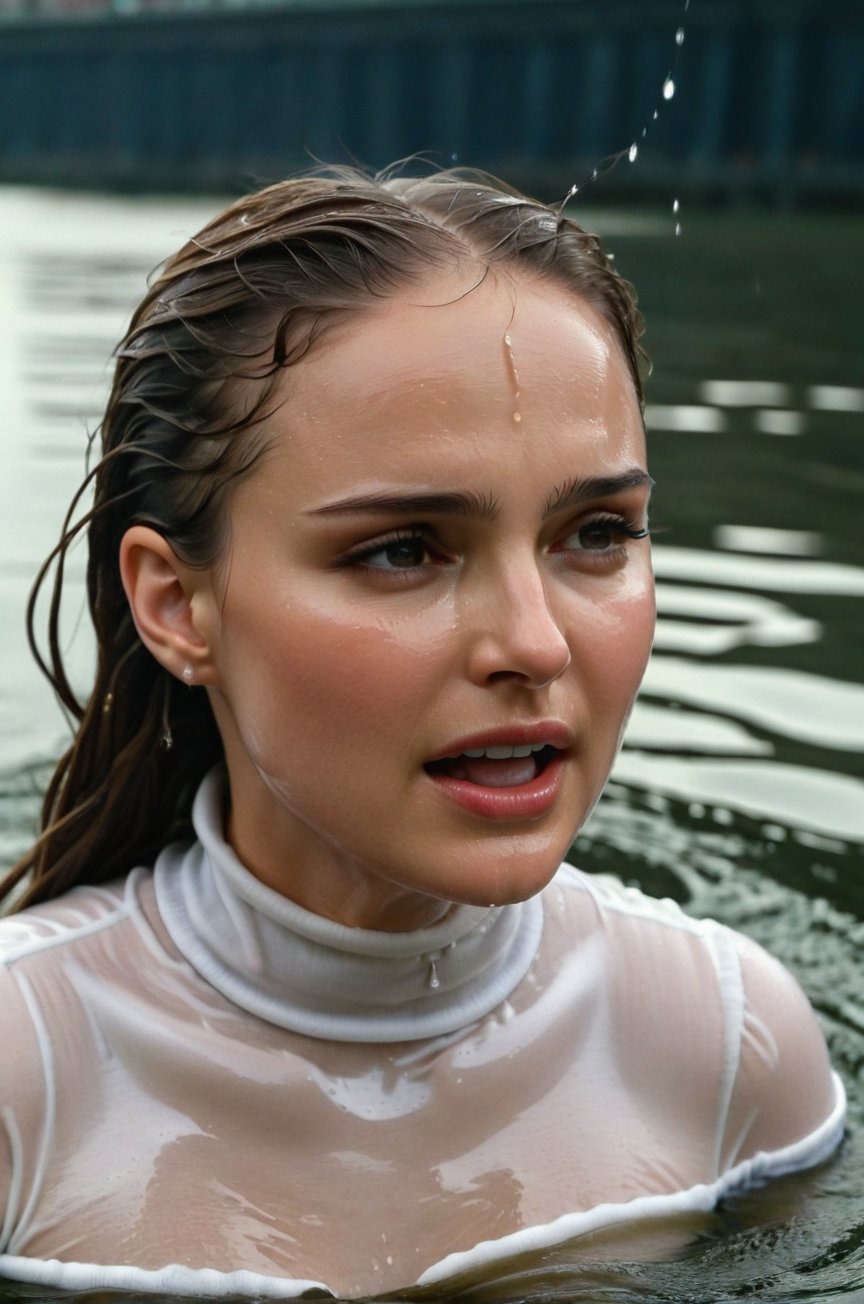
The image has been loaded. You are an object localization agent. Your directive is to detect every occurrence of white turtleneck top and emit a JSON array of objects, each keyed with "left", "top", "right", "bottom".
[{"left": 0, "top": 771, "right": 845, "bottom": 1300}]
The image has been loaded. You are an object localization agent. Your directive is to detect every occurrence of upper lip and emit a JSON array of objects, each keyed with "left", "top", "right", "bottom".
[{"left": 426, "top": 722, "right": 575, "bottom": 763}]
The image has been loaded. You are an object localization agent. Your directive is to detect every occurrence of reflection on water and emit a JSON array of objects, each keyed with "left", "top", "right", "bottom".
[{"left": 0, "top": 190, "right": 862, "bottom": 1302}]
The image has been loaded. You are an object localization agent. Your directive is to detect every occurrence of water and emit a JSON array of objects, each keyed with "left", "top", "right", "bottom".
[{"left": 0, "top": 190, "right": 862, "bottom": 1302}]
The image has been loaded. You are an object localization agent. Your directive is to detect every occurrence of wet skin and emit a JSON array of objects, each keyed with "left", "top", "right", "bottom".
[{"left": 128, "top": 269, "right": 656, "bottom": 931}]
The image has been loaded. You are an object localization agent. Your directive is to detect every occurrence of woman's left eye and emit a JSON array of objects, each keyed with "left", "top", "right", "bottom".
[{"left": 557, "top": 516, "right": 649, "bottom": 555}]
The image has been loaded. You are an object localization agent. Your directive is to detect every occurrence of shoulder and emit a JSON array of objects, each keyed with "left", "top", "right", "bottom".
[
  {"left": 550, "top": 862, "right": 723, "bottom": 947},
  {"left": 543, "top": 864, "right": 739, "bottom": 1062},
  {"left": 0, "top": 871, "right": 156, "bottom": 1166},
  {"left": 721, "top": 927, "right": 844, "bottom": 1170},
  {"left": 547, "top": 865, "right": 844, "bottom": 1172},
  {"left": 0, "top": 873, "right": 143, "bottom": 967}
]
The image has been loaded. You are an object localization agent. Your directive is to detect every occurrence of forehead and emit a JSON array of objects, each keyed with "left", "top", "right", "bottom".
[
  {"left": 297, "top": 271, "right": 616, "bottom": 400},
  {"left": 258, "top": 270, "right": 645, "bottom": 489}
]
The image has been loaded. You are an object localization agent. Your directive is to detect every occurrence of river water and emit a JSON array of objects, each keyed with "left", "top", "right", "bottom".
[{"left": 0, "top": 189, "right": 862, "bottom": 1303}]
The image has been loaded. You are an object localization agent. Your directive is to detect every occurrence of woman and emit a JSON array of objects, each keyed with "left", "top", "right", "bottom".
[{"left": 0, "top": 168, "right": 844, "bottom": 1300}]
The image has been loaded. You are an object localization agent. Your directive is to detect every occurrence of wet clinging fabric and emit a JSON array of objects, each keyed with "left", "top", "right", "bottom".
[{"left": 0, "top": 770, "right": 845, "bottom": 1300}]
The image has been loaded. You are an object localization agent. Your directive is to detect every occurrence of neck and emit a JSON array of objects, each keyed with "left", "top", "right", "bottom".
[
  {"left": 153, "top": 768, "right": 545, "bottom": 1043},
  {"left": 226, "top": 797, "right": 457, "bottom": 931}
]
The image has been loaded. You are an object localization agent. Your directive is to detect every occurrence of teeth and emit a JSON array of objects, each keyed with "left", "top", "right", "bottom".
[{"left": 459, "top": 743, "right": 546, "bottom": 760}]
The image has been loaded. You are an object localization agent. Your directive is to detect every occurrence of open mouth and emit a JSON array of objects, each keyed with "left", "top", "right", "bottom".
[{"left": 424, "top": 743, "right": 561, "bottom": 789}]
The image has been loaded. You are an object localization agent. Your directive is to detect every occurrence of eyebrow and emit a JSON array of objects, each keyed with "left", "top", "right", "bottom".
[
  {"left": 543, "top": 470, "right": 653, "bottom": 515},
  {"left": 309, "top": 470, "right": 652, "bottom": 521},
  {"left": 309, "top": 489, "right": 501, "bottom": 520}
]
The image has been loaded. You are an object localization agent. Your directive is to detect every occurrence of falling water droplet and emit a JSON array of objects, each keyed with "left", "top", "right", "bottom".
[
  {"left": 676, "top": 26, "right": 685, "bottom": 45},
  {"left": 628, "top": 143, "right": 638, "bottom": 163},
  {"left": 675, "top": 222, "right": 682, "bottom": 236},
  {"left": 652, "top": 109, "right": 659, "bottom": 121},
  {"left": 673, "top": 198, "right": 680, "bottom": 213},
  {"left": 428, "top": 958, "right": 440, "bottom": 990},
  {"left": 663, "top": 77, "right": 676, "bottom": 101}
]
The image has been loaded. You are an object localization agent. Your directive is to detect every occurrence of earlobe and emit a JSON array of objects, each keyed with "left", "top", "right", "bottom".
[{"left": 119, "top": 526, "right": 219, "bottom": 685}]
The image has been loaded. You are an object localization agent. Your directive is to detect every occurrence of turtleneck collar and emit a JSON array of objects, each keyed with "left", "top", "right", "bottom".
[{"left": 153, "top": 769, "right": 544, "bottom": 1043}]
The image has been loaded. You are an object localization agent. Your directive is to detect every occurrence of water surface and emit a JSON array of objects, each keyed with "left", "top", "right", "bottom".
[{"left": 0, "top": 190, "right": 862, "bottom": 1302}]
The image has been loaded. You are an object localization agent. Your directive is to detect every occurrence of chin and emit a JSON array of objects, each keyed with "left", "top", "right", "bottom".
[{"left": 438, "top": 833, "right": 573, "bottom": 909}]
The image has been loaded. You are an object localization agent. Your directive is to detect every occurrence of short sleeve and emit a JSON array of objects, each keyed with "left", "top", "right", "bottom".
[{"left": 718, "top": 930, "right": 845, "bottom": 1182}]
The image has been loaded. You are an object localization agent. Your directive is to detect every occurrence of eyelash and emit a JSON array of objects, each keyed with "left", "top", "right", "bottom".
[
  {"left": 340, "top": 529, "right": 448, "bottom": 577},
  {"left": 339, "top": 515, "right": 650, "bottom": 579},
  {"left": 556, "top": 514, "right": 650, "bottom": 553}
]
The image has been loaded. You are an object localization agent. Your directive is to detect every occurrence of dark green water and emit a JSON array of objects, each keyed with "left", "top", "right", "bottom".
[{"left": 0, "top": 197, "right": 862, "bottom": 1302}]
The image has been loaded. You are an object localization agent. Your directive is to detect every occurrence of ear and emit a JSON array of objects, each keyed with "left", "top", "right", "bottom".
[{"left": 119, "top": 526, "right": 220, "bottom": 686}]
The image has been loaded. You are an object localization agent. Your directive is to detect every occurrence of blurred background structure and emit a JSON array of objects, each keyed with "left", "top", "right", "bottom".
[{"left": 0, "top": 0, "right": 861, "bottom": 204}]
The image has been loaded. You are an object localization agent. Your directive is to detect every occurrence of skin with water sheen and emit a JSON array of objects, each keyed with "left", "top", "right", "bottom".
[{"left": 122, "top": 270, "right": 656, "bottom": 932}]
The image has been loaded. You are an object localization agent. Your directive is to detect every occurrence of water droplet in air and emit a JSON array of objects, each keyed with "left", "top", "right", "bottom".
[
  {"left": 663, "top": 77, "right": 675, "bottom": 100},
  {"left": 428, "top": 958, "right": 440, "bottom": 990},
  {"left": 628, "top": 143, "right": 638, "bottom": 163},
  {"left": 652, "top": 109, "right": 659, "bottom": 121},
  {"left": 676, "top": 26, "right": 685, "bottom": 45},
  {"left": 675, "top": 222, "right": 682, "bottom": 236},
  {"left": 673, "top": 198, "right": 680, "bottom": 213},
  {"left": 450, "top": 152, "right": 458, "bottom": 162}
]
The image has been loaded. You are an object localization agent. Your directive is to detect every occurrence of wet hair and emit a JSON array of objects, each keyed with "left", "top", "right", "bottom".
[{"left": 2, "top": 165, "right": 646, "bottom": 912}]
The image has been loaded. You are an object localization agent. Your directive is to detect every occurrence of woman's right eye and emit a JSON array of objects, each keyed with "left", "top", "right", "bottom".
[
  {"left": 360, "top": 536, "right": 430, "bottom": 570},
  {"left": 342, "top": 530, "right": 441, "bottom": 575}
]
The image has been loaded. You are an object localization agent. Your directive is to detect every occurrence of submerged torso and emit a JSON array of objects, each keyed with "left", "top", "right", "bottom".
[{"left": 0, "top": 774, "right": 844, "bottom": 1300}]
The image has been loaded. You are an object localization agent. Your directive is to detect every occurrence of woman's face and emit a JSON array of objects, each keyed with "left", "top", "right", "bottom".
[{"left": 199, "top": 269, "right": 655, "bottom": 930}]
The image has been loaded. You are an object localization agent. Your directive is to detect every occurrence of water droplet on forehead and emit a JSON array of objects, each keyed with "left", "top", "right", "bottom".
[
  {"left": 628, "top": 143, "right": 638, "bottom": 163},
  {"left": 663, "top": 77, "right": 676, "bottom": 101}
]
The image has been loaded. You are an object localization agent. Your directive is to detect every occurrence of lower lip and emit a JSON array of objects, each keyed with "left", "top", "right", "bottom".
[{"left": 426, "top": 752, "right": 566, "bottom": 822}]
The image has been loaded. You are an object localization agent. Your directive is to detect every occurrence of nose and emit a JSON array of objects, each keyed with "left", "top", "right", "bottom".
[{"left": 464, "top": 557, "right": 572, "bottom": 690}]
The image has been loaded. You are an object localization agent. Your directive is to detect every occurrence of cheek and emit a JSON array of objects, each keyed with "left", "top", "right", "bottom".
[
  {"left": 578, "top": 578, "right": 656, "bottom": 708},
  {"left": 218, "top": 595, "right": 459, "bottom": 763}
]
